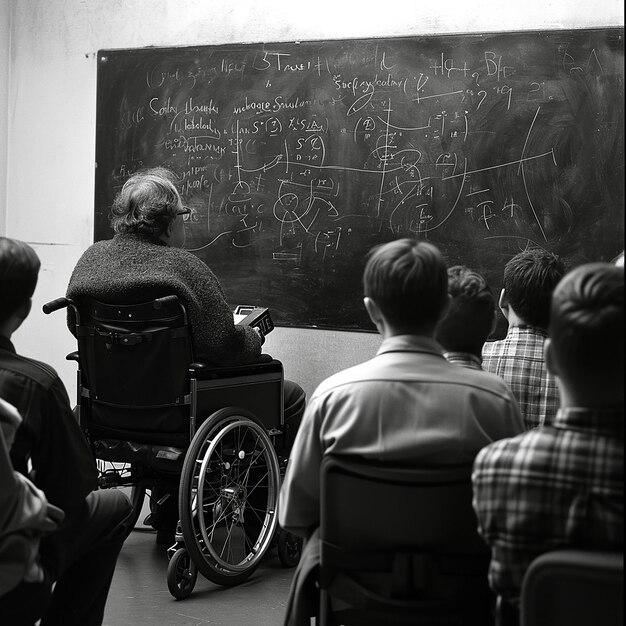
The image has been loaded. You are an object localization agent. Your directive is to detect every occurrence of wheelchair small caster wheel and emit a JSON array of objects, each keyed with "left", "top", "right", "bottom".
[
  {"left": 277, "top": 530, "right": 303, "bottom": 568},
  {"left": 167, "top": 548, "right": 197, "bottom": 599}
]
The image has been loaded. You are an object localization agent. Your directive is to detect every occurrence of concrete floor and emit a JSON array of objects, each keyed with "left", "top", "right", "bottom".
[{"left": 103, "top": 500, "right": 295, "bottom": 626}]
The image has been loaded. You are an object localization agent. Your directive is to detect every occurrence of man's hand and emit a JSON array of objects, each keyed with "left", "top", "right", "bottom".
[{"left": 253, "top": 326, "right": 265, "bottom": 345}]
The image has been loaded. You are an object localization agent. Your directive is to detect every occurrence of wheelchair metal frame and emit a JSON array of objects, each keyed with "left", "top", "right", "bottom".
[{"left": 43, "top": 294, "right": 301, "bottom": 599}]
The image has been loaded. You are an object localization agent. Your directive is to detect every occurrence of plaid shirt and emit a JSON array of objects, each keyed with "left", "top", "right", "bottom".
[
  {"left": 472, "top": 407, "right": 624, "bottom": 606},
  {"left": 482, "top": 325, "right": 559, "bottom": 429}
]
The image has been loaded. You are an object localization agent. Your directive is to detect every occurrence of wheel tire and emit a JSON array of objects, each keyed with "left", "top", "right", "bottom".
[
  {"left": 179, "top": 407, "right": 281, "bottom": 586},
  {"left": 277, "top": 530, "right": 303, "bottom": 568},
  {"left": 166, "top": 548, "right": 197, "bottom": 599}
]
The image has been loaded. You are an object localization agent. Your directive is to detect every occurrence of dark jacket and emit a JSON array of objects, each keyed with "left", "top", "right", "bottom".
[
  {"left": 66, "top": 233, "right": 262, "bottom": 365},
  {"left": 0, "top": 336, "right": 97, "bottom": 576}
]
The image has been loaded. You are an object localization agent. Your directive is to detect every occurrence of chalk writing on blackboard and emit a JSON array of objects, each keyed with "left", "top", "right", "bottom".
[{"left": 95, "top": 30, "right": 624, "bottom": 331}]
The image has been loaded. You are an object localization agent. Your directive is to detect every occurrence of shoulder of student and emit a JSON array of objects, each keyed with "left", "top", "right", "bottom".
[{"left": 310, "top": 352, "right": 518, "bottom": 405}]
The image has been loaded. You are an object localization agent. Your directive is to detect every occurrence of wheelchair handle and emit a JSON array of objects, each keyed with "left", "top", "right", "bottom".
[
  {"left": 42, "top": 297, "right": 70, "bottom": 314},
  {"left": 153, "top": 295, "right": 180, "bottom": 309}
]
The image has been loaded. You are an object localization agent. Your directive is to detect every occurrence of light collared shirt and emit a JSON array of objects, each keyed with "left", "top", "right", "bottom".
[
  {"left": 279, "top": 334, "right": 524, "bottom": 538},
  {"left": 482, "top": 325, "right": 559, "bottom": 430},
  {"left": 444, "top": 351, "right": 483, "bottom": 370},
  {"left": 472, "top": 407, "right": 624, "bottom": 607}
]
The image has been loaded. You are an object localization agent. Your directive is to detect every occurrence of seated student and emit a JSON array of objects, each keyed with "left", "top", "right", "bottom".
[
  {"left": 436, "top": 265, "right": 496, "bottom": 371},
  {"left": 482, "top": 248, "right": 565, "bottom": 429},
  {"left": 1, "top": 398, "right": 64, "bottom": 623},
  {"left": 66, "top": 167, "right": 305, "bottom": 543},
  {"left": 472, "top": 262, "right": 624, "bottom": 621},
  {"left": 0, "top": 236, "right": 134, "bottom": 626},
  {"left": 279, "top": 239, "right": 524, "bottom": 626}
]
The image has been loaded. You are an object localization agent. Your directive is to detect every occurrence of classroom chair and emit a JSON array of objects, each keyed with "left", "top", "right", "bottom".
[
  {"left": 520, "top": 549, "right": 624, "bottom": 626},
  {"left": 318, "top": 456, "right": 494, "bottom": 625}
]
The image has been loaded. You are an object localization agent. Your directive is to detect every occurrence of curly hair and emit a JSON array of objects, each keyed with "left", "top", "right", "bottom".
[
  {"left": 110, "top": 167, "right": 181, "bottom": 238},
  {"left": 436, "top": 265, "right": 495, "bottom": 356}
]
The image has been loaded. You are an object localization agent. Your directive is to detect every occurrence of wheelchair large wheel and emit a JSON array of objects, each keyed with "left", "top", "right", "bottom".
[{"left": 179, "top": 407, "right": 281, "bottom": 586}]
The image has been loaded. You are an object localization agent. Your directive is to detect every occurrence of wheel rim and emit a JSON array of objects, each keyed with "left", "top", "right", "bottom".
[
  {"left": 175, "top": 552, "right": 195, "bottom": 591},
  {"left": 283, "top": 534, "right": 302, "bottom": 562},
  {"left": 189, "top": 417, "right": 280, "bottom": 575}
]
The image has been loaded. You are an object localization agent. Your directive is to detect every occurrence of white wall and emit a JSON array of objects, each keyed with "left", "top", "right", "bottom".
[
  {"left": 4, "top": 0, "right": 624, "bottom": 400},
  {"left": 0, "top": 1, "right": 10, "bottom": 230}
]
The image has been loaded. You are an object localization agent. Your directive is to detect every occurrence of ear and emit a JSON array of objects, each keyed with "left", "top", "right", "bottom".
[
  {"left": 498, "top": 288, "right": 507, "bottom": 309},
  {"left": 17, "top": 298, "right": 32, "bottom": 322},
  {"left": 363, "top": 297, "right": 384, "bottom": 332},
  {"left": 498, "top": 288, "right": 509, "bottom": 319},
  {"left": 3, "top": 299, "right": 32, "bottom": 336},
  {"left": 544, "top": 338, "right": 558, "bottom": 376}
]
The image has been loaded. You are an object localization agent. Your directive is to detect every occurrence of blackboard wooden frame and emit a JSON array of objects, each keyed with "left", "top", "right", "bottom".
[{"left": 95, "top": 28, "right": 624, "bottom": 333}]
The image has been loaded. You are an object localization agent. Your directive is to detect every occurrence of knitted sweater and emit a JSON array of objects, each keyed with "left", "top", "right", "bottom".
[{"left": 66, "top": 233, "right": 262, "bottom": 365}]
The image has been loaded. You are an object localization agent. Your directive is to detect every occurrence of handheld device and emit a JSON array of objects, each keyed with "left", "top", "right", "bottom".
[{"left": 233, "top": 305, "right": 274, "bottom": 337}]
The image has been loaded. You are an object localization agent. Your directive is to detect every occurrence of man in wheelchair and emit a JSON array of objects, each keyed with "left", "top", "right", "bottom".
[
  {"left": 65, "top": 166, "right": 305, "bottom": 545},
  {"left": 0, "top": 236, "right": 135, "bottom": 625}
]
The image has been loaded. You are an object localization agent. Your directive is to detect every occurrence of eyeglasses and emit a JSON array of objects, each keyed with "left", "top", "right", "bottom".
[{"left": 177, "top": 206, "right": 192, "bottom": 216}]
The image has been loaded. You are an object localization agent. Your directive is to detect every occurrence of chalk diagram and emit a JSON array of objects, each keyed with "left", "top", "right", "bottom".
[{"left": 185, "top": 88, "right": 559, "bottom": 266}]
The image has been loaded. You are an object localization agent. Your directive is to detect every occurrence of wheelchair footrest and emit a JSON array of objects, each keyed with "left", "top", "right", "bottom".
[{"left": 94, "top": 438, "right": 187, "bottom": 472}]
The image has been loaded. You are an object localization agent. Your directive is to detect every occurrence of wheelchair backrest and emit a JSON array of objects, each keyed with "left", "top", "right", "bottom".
[{"left": 76, "top": 296, "right": 193, "bottom": 434}]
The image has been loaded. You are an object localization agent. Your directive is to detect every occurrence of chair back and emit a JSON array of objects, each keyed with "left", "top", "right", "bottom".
[
  {"left": 521, "top": 549, "right": 624, "bottom": 626},
  {"left": 75, "top": 296, "right": 193, "bottom": 441},
  {"left": 319, "top": 456, "right": 492, "bottom": 625}
]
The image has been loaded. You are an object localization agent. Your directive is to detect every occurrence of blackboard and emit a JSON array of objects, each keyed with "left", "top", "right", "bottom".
[{"left": 95, "top": 29, "right": 624, "bottom": 333}]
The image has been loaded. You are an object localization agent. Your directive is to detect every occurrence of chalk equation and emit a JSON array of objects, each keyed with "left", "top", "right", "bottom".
[{"left": 96, "top": 30, "right": 624, "bottom": 329}]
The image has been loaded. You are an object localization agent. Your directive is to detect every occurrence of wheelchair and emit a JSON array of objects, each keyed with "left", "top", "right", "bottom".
[{"left": 43, "top": 294, "right": 302, "bottom": 599}]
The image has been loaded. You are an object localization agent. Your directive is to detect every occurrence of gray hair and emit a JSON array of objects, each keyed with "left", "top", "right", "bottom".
[{"left": 110, "top": 167, "right": 180, "bottom": 238}]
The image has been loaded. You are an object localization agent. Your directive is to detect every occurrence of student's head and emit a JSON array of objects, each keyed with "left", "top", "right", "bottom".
[
  {"left": 0, "top": 237, "right": 40, "bottom": 332},
  {"left": 436, "top": 265, "right": 495, "bottom": 358},
  {"left": 501, "top": 248, "right": 565, "bottom": 328},
  {"left": 363, "top": 238, "right": 448, "bottom": 336},
  {"left": 110, "top": 167, "right": 186, "bottom": 247},
  {"left": 546, "top": 263, "right": 624, "bottom": 406}
]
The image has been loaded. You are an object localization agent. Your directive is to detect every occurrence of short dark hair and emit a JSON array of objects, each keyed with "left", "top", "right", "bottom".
[
  {"left": 436, "top": 265, "right": 494, "bottom": 356},
  {"left": 363, "top": 239, "right": 448, "bottom": 330},
  {"left": 503, "top": 248, "right": 565, "bottom": 328},
  {"left": 0, "top": 237, "right": 41, "bottom": 323},
  {"left": 549, "top": 263, "right": 623, "bottom": 387},
  {"left": 110, "top": 167, "right": 181, "bottom": 238}
]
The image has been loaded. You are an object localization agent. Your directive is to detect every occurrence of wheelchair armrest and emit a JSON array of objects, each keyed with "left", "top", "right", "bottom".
[
  {"left": 190, "top": 354, "right": 274, "bottom": 371},
  {"left": 66, "top": 351, "right": 80, "bottom": 362}
]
